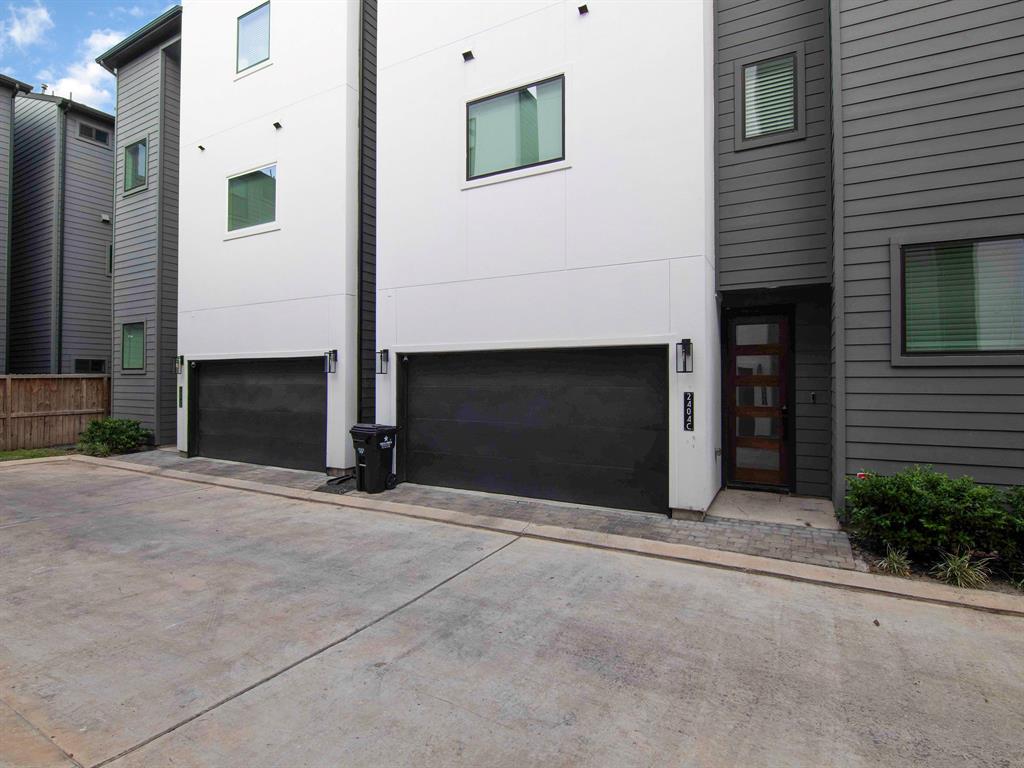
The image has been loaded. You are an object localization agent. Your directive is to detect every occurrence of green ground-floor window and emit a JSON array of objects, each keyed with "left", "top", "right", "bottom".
[{"left": 122, "top": 322, "right": 145, "bottom": 370}]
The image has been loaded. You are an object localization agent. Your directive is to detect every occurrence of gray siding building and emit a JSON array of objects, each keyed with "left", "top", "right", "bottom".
[
  {"left": 9, "top": 93, "right": 114, "bottom": 374},
  {"left": 716, "top": 0, "right": 1024, "bottom": 506},
  {"left": 0, "top": 74, "right": 32, "bottom": 374},
  {"left": 97, "top": 6, "right": 182, "bottom": 445}
]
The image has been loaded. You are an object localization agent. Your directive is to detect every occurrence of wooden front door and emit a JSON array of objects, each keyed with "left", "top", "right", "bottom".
[{"left": 726, "top": 314, "right": 791, "bottom": 489}]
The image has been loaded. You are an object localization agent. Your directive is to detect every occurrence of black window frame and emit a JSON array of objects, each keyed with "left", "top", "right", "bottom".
[
  {"left": 733, "top": 43, "right": 805, "bottom": 152},
  {"left": 74, "top": 359, "right": 107, "bottom": 374},
  {"left": 236, "top": 1, "right": 271, "bottom": 74},
  {"left": 465, "top": 74, "right": 566, "bottom": 181},
  {"left": 889, "top": 229, "right": 1024, "bottom": 367}
]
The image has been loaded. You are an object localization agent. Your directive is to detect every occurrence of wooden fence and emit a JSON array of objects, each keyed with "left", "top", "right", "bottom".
[{"left": 0, "top": 375, "right": 111, "bottom": 451}]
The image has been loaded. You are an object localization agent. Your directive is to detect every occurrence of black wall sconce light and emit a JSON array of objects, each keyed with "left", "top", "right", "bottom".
[
  {"left": 462, "top": 50, "right": 474, "bottom": 62},
  {"left": 175, "top": 355, "right": 184, "bottom": 375},
  {"left": 197, "top": 144, "right": 205, "bottom": 151},
  {"left": 578, "top": 4, "right": 589, "bottom": 14},
  {"left": 324, "top": 349, "right": 338, "bottom": 374},
  {"left": 376, "top": 349, "right": 390, "bottom": 375},
  {"left": 675, "top": 338, "right": 693, "bottom": 373},
  {"left": 273, "top": 121, "right": 282, "bottom": 130}
]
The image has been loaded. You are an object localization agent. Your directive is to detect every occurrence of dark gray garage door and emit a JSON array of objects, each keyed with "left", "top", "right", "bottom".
[
  {"left": 400, "top": 346, "right": 668, "bottom": 513},
  {"left": 191, "top": 357, "right": 327, "bottom": 472}
]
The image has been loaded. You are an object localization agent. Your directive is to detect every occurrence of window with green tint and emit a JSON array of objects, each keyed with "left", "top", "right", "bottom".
[
  {"left": 237, "top": 2, "right": 270, "bottom": 72},
  {"left": 743, "top": 54, "right": 796, "bottom": 139},
  {"left": 228, "top": 165, "right": 276, "bottom": 231},
  {"left": 122, "top": 322, "right": 144, "bottom": 370},
  {"left": 467, "top": 76, "right": 564, "bottom": 180},
  {"left": 124, "top": 139, "right": 147, "bottom": 192},
  {"left": 903, "top": 237, "right": 1024, "bottom": 354}
]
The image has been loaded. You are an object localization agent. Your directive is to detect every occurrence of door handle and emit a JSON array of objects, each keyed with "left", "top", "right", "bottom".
[{"left": 780, "top": 405, "right": 788, "bottom": 439}]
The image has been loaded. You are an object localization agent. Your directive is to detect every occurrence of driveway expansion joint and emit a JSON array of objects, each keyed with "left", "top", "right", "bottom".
[{"left": 91, "top": 534, "right": 523, "bottom": 767}]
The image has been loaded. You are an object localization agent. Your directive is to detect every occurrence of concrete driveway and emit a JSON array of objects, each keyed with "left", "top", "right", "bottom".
[{"left": 1, "top": 460, "right": 1022, "bottom": 768}]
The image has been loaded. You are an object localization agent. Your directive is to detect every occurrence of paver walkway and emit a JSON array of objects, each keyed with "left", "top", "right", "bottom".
[{"left": 115, "top": 450, "right": 856, "bottom": 570}]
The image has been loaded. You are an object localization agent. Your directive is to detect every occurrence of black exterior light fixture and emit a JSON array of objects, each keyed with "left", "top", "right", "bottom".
[
  {"left": 273, "top": 121, "right": 282, "bottom": 130},
  {"left": 376, "top": 349, "right": 390, "bottom": 375},
  {"left": 324, "top": 349, "right": 338, "bottom": 374},
  {"left": 462, "top": 50, "right": 474, "bottom": 62},
  {"left": 578, "top": 4, "right": 589, "bottom": 14},
  {"left": 197, "top": 144, "right": 205, "bottom": 151},
  {"left": 175, "top": 355, "right": 184, "bottom": 375},
  {"left": 675, "top": 339, "right": 693, "bottom": 373}
]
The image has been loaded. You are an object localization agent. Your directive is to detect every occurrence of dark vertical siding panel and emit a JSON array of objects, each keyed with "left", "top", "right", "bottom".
[
  {"left": 10, "top": 97, "right": 58, "bottom": 373},
  {"left": 158, "top": 47, "right": 180, "bottom": 444},
  {"left": 837, "top": 0, "right": 1024, "bottom": 488},
  {"left": 358, "top": 0, "right": 377, "bottom": 423},
  {"left": 0, "top": 87, "right": 12, "bottom": 373},
  {"left": 61, "top": 110, "right": 114, "bottom": 372},
  {"left": 111, "top": 46, "right": 162, "bottom": 433},
  {"left": 715, "top": 0, "right": 833, "bottom": 289}
]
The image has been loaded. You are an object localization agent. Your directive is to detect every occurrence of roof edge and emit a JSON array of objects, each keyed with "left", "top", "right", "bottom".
[
  {"left": 0, "top": 74, "right": 32, "bottom": 94},
  {"left": 19, "top": 92, "right": 115, "bottom": 124},
  {"left": 96, "top": 5, "right": 182, "bottom": 74}
]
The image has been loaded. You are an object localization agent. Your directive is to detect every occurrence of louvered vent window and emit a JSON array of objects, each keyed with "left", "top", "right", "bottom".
[
  {"left": 903, "top": 237, "right": 1024, "bottom": 354},
  {"left": 743, "top": 54, "right": 797, "bottom": 139}
]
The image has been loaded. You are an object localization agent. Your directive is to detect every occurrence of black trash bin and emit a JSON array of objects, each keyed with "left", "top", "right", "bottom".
[{"left": 349, "top": 424, "right": 398, "bottom": 493}]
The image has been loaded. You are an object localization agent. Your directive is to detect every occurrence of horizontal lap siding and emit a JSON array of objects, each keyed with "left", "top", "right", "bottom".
[
  {"left": 10, "top": 97, "right": 58, "bottom": 373},
  {"left": 837, "top": 0, "right": 1024, "bottom": 487},
  {"left": 158, "top": 49, "right": 180, "bottom": 444},
  {"left": 111, "top": 47, "right": 162, "bottom": 434},
  {"left": 61, "top": 111, "right": 114, "bottom": 373},
  {"left": 716, "top": 0, "right": 832, "bottom": 290},
  {"left": 359, "top": 0, "right": 377, "bottom": 423},
  {"left": 0, "top": 88, "right": 12, "bottom": 373}
]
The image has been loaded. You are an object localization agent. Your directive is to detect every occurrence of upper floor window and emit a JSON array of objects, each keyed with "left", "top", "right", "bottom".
[
  {"left": 467, "top": 75, "right": 564, "bottom": 180},
  {"left": 74, "top": 359, "right": 106, "bottom": 374},
  {"left": 901, "top": 236, "right": 1023, "bottom": 356},
  {"left": 237, "top": 2, "right": 270, "bottom": 73},
  {"left": 79, "top": 122, "right": 110, "bottom": 146},
  {"left": 228, "top": 164, "right": 276, "bottom": 231},
  {"left": 124, "top": 139, "right": 147, "bottom": 192},
  {"left": 734, "top": 45, "right": 805, "bottom": 151}
]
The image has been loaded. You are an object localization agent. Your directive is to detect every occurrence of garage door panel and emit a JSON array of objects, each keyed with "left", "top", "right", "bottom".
[
  {"left": 403, "top": 347, "right": 668, "bottom": 513},
  {"left": 409, "top": 450, "right": 666, "bottom": 512},
  {"left": 194, "top": 358, "right": 327, "bottom": 472},
  {"left": 409, "top": 386, "right": 566, "bottom": 428},
  {"left": 408, "top": 417, "right": 666, "bottom": 469}
]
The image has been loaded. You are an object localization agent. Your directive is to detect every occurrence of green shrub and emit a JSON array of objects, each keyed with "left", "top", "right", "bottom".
[
  {"left": 929, "top": 550, "right": 992, "bottom": 589},
  {"left": 844, "top": 466, "right": 1024, "bottom": 570},
  {"left": 77, "top": 418, "right": 151, "bottom": 456}
]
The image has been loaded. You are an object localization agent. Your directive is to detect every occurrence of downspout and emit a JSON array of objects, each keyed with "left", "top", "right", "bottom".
[{"left": 53, "top": 101, "right": 68, "bottom": 373}]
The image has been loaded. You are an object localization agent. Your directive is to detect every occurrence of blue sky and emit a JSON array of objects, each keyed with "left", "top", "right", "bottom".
[{"left": 0, "top": 0, "right": 172, "bottom": 113}]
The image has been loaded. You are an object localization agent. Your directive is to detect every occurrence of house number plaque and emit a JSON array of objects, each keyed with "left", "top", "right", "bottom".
[{"left": 684, "top": 391, "right": 694, "bottom": 431}]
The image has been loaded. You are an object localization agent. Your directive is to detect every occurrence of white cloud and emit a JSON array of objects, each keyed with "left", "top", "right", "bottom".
[
  {"left": 7, "top": 3, "right": 53, "bottom": 48},
  {"left": 48, "top": 29, "right": 124, "bottom": 111},
  {"left": 128, "top": 6, "right": 145, "bottom": 17}
]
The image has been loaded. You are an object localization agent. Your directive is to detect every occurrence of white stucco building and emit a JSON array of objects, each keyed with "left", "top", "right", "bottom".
[
  {"left": 375, "top": 0, "right": 719, "bottom": 514},
  {"left": 176, "top": 0, "right": 370, "bottom": 471}
]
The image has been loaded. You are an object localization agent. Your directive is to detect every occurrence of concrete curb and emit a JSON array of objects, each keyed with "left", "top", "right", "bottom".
[{"left": 14, "top": 454, "right": 1024, "bottom": 618}]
